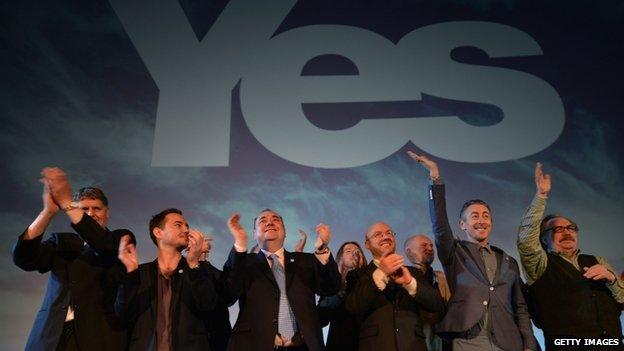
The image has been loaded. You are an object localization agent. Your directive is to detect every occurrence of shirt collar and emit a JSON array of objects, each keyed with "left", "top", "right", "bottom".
[
  {"left": 551, "top": 248, "right": 580, "bottom": 258},
  {"left": 261, "top": 247, "right": 285, "bottom": 259}
]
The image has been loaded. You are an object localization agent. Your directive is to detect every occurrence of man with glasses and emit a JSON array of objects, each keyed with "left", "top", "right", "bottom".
[
  {"left": 517, "top": 163, "right": 623, "bottom": 350},
  {"left": 345, "top": 222, "right": 443, "bottom": 351},
  {"left": 409, "top": 151, "right": 536, "bottom": 351}
]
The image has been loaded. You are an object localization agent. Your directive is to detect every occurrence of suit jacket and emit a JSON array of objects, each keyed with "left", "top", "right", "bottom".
[
  {"left": 345, "top": 261, "right": 444, "bottom": 351},
  {"left": 318, "top": 290, "right": 361, "bottom": 351},
  {"left": 429, "top": 183, "right": 537, "bottom": 351},
  {"left": 200, "top": 261, "right": 233, "bottom": 351},
  {"left": 12, "top": 215, "right": 128, "bottom": 351},
  {"left": 115, "top": 257, "right": 218, "bottom": 351},
  {"left": 224, "top": 248, "right": 341, "bottom": 351}
]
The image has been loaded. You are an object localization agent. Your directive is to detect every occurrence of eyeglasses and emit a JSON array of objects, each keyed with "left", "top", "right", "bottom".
[
  {"left": 544, "top": 224, "right": 578, "bottom": 234},
  {"left": 367, "top": 230, "right": 396, "bottom": 240}
]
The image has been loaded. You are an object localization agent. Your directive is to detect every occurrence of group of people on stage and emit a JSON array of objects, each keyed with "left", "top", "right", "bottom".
[{"left": 13, "top": 152, "right": 623, "bottom": 351}]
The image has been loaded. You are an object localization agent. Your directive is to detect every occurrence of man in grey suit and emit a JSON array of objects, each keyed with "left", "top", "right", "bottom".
[{"left": 409, "top": 151, "right": 536, "bottom": 351}]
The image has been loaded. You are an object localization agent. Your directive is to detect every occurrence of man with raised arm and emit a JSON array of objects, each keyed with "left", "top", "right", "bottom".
[
  {"left": 224, "top": 209, "right": 341, "bottom": 351},
  {"left": 116, "top": 208, "right": 217, "bottom": 350},
  {"left": 409, "top": 151, "right": 536, "bottom": 351},
  {"left": 345, "top": 222, "right": 443, "bottom": 351},
  {"left": 517, "top": 163, "right": 623, "bottom": 350},
  {"left": 13, "top": 168, "right": 129, "bottom": 351}
]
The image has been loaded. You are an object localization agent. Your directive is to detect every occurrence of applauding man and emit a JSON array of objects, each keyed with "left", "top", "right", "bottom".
[
  {"left": 116, "top": 208, "right": 217, "bottom": 351},
  {"left": 517, "top": 163, "right": 623, "bottom": 350},
  {"left": 13, "top": 168, "right": 129, "bottom": 351},
  {"left": 224, "top": 209, "right": 340, "bottom": 351},
  {"left": 410, "top": 151, "right": 536, "bottom": 351},
  {"left": 345, "top": 222, "right": 443, "bottom": 351}
]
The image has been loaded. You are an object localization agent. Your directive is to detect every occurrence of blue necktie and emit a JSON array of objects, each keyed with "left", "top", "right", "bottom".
[{"left": 269, "top": 253, "right": 297, "bottom": 340}]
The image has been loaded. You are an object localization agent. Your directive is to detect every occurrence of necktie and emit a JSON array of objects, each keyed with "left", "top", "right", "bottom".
[{"left": 269, "top": 253, "right": 297, "bottom": 341}]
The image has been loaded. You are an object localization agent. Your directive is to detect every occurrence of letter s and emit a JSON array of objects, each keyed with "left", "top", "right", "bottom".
[{"left": 397, "top": 21, "right": 564, "bottom": 163}]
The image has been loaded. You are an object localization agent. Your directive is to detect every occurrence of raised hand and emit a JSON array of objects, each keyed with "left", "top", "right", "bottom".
[
  {"left": 583, "top": 264, "right": 616, "bottom": 284},
  {"left": 407, "top": 151, "right": 440, "bottom": 180},
  {"left": 41, "top": 167, "right": 73, "bottom": 209},
  {"left": 186, "top": 229, "right": 205, "bottom": 267},
  {"left": 535, "top": 162, "right": 551, "bottom": 197},
  {"left": 227, "top": 213, "right": 248, "bottom": 248},
  {"left": 199, "top": 236, "right": 212, "bottom": 261},
  {"left": 118, "top": 235, "right": 138, "bottom": 273},
  {"left": 40, "top": 180, "right": 60, "bottom": 215},
  {"left": 294, "top": 229, "right": 307, "bottom": 252},
  {"left": 378, "top": 253, "right": 405, "bottom": 276},
  {"left": 314, "top": 223, "right": 331, "bottom": 251}
]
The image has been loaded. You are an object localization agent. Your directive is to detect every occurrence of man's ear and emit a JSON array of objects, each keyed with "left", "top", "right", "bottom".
[
  {"left": 364, "top": 239, "right": 371, "bottom": 251},
  {"left": 459, "top": 218, "right": 466, "bottom": 231},
  {"left": 153, "top": 227, "right": 163, "bottom": 243}
]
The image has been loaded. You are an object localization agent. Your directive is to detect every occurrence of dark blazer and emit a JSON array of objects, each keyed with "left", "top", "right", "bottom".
[
  {"left": 200, "top": 261, "right": 233, "bottom": 351},
  {"left": 318, "top": 291, "right": 361, "bottom": 351},
  {"left": 345, "top": 261, "right": 444, "bottom": 351},
  {"left": 12, "top": 215, "right": 128, "bottom": 351},
  {"left": 224, "top": 248, "right": 341, "bottom": 351},
  {"left": 115, "top": 257, "right": 218, "bottom": 351},
  {"left": 429, "top": 183, "right": 537, "bottom": 351}
]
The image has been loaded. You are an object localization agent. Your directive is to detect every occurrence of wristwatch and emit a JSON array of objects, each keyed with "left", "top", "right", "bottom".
[{"left": 63, "top": 202, "right": 80, "bottom": 212}]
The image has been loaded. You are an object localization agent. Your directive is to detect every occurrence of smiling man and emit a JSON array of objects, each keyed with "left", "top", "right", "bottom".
[
  {"left": 224, "top": 209, "right": 340, "bottom": 351},
  {"left": 345, "top": 222, "right": 443, "bottom": 351},
  {"left": 116, "top": 208, "right": 217, "bottom": 351},
  {"left": 409, "top": 151, "right": 536, "bottom": 351},
  {"left": 517, "top": 163, "right": 624, "bottom": 350}
]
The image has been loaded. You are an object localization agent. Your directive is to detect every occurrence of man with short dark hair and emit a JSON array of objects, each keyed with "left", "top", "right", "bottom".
[
  {"left": 409, "top": 151, "right": 536, "bottom": 351},
  {"left": 13, "top": 168, "right": 129, "bottom": 351},
  {"left": 404, "top": 234, "right": 451, "bottom": 351},
  {"left": 345, "top": 222, "right": 443, "bottom": 351},
  {"left": 116, "top": 208, "right": 217, "bottom": 351},
  {"left": 517, "top": 163, "right": 623, "bottom": 350},
  {"left": 224, "top": 209, "right": 341, "bottom": 351}
]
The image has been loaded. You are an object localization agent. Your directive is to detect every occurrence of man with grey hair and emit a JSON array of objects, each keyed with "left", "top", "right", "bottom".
[
  {"left": 517, "top": 163, "right": 623, "bottom": 350},
  {"left": 13, "top": 167, "right": 129, "bottom": 351},
  {"left": 404, "top": 234, "right": 451, "bottom": 351}
]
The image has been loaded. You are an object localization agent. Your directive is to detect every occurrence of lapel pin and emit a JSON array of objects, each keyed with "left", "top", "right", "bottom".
[
  {"left": 290, "top": 258, "right": 295, "bottom": 262},
  {"left": 178, "top": 269, "right": 184, "bottom": 274}
]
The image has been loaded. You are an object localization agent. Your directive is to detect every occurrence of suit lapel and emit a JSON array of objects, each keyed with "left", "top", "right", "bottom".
[
  {"left": 284, "top": 250, "right": 296, "bottom": 290},
  {"left": 147, "top": 260, "right": 159, "bottom": 333},
  {"left": 256, "top": 251, "right": 279, "bottom": 288},
  {"left": 491, "top": 247, "right": 509, "bottom": 285},
  {"left": 461, "top": 241, "right": 490, "bottom": 285}
]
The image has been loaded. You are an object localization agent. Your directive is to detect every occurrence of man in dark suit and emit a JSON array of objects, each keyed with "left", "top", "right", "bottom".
[
  {"left": 345, "top": 222, "right": 444, "bottom": 351},
  {"left": 224, "top": 209, "right": 341, "bottom": 351},
  {"left": 13, "top": 167, "right": 128, "bottom": 351},
  {"left": 409, "top": 151, "right": 536, "bottom": 351},
  {"left": 116, "top": 208, "right": 218, "bottom": 351},
  {"left": 197, "top": 236, "right": 233, "bottom": 351}
]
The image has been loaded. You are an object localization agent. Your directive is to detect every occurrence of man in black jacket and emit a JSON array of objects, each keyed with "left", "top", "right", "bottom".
[
  {"left": 224, "top": 209, "right": 341, "bottom": 351},
  {"left": 116, "top": 208, "right": 217, "bottom": 351},
  {"left": 345, "top": 221, "right": 444, "bottom": 351},
  {"left": 13, "top": 167, "right": 128, "bottom": 351}
]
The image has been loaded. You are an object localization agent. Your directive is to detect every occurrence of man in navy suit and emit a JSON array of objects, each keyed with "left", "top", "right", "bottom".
[
  {"left": 13, "top": 167, "right": 128, "bottom": 351},
  {"left": 224, "top": 209, "right": 341, "bottom": 351},
  {"left": 408, "top": 152, "right": 536, "bottom": 351}
]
